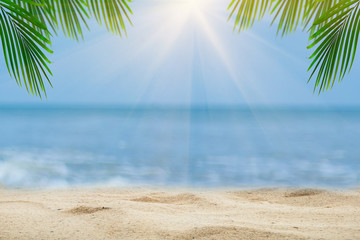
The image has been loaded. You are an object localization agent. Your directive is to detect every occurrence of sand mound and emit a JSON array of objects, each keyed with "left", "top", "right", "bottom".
[
  {"left": 171, "top": 226, "right": 306, "bottom": 240},
  {"left": 66, "top": 206, "right": 110, "bottom": 215},
  {"left": 285, "top": 189, "right": 324, "bottom": 197},
  {"left": 131, "top": 193, "right": 209, "bottom": 205}
]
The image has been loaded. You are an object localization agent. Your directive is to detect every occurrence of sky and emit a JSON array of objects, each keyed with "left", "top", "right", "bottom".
[{"left": 0, "top": 0, "right": 360, "bottom": 107}]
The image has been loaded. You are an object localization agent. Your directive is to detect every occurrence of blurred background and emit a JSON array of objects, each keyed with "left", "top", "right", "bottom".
[
  {"left": 0, "top": 0, "right": 360, "bottom": 189},
  {"left": 1, "top": 106, "right": 360, "bottom": 189}
]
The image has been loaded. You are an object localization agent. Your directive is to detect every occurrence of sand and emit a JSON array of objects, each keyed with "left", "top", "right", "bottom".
[{"left": 0, "top": 188, "right": 360, "bottom": 240}]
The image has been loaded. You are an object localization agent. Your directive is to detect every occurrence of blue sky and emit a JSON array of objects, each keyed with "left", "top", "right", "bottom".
[{"left": 0, "top": 0, "right": 360, "bottom": 107}]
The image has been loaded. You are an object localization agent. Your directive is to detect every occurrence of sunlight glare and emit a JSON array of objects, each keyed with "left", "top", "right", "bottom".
[{"left": 175, "top": 0, "right": 208, "bottom": 15}]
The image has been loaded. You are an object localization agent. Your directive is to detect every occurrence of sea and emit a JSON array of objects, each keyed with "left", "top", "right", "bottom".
[{"left": 0, "top": 105, "right": 359, "bottom": 189}]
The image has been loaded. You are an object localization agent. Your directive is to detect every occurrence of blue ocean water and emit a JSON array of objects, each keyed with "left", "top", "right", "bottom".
[{"left": 0, "top": 105, "right": 359, "bottom": 189}]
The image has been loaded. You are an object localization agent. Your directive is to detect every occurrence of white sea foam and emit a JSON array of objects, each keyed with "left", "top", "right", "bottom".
[
  {"left": 1, "top": 107, "right": 360, "bottom": 189},
  {"left": 0, "top": 147, "right": 172, "bottom": 189}
]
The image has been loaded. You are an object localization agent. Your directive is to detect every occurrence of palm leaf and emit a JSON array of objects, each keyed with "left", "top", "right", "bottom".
[
  {"left": 270, "top": 0, "right": 308, "bottom": 36},
  {"left": 304, "top": 0, "right": 340, "bottom": 35},
  {"left": 0, "top": 0, "right": 134, "bottom": 98},
  {"left": 14, "top": 0, "right": 56, "bottom": 39},
  {"left": 228, "top": 0, "right": 339, "bottom": 35},
  {"left": 87, "top": 0, "right": 133, "bottom": 37},
  {"left": 47, "top": 0, "right": 90, "bottom": 40},
  {"left": 0, "top": 0, "right": 53, "bottom": 97},
  {"left": 46, "top": 0, "right": 133, "bottom": 40},
  {"left": 227, "top": 0, "right": 272, "bottom": 32},
  {"left": 307, "top": 0, "right": 360, "bottom": 93}
]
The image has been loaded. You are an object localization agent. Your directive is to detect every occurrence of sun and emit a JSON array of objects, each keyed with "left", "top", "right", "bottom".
[
  {"left": 176, "top": 0, "right": 207, "bottom": 15},
  {"left": 181, "top": 0, "right": 202, "bottom": 8}
]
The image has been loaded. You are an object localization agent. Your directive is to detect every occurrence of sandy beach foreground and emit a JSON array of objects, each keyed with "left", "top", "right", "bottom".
[{"left": 0, "top": 188, "right": 359, "bottom": 240}]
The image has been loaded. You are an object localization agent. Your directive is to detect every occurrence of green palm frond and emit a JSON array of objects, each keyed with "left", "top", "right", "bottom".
[
  {"left": 307, "top": 0, "right": 360, "bottom": 93},
  {"left": 270, "top": 0, "right": 340, "bottom": 36},
  {"left": 88, "top": 0, "right": 133, "bottom": 37},
  {"left": 0, "top": 0, "right": 53, "bottom": 97},
  {"left": 45, "top": 0, "right": 133, "bottom": 40},
  {"left": 14, "top": 0, "right": 135, "bottom": 40},
  {"left": 270, "top": 0, "right": 308, "bottom": 36},
  {"left": 304, "top": 0, "right": 340, "bottom": 35},
  {"left": 228, "top": 0, "right": 360, "bottom": 93},
  {"left": 228, "top": 0, "right": 339, "bottom": 35},
  {"left": 14, "top": 0, "right": 55, "bottom": 39},
  {"left": 0, "top": 0, "right": 134, "bottom": 98},
  {"left": 227, "top": 0, "right": 272, "bottom": 32},
  {"left": 48, "top": 0, "right": 90, "bottom": 40}
]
